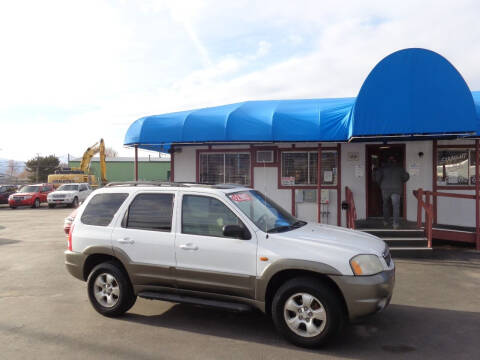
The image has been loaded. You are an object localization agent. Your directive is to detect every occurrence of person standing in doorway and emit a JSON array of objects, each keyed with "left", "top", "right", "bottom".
[{"left": 374, "top": 155, "right": 410, "bottom": 229}]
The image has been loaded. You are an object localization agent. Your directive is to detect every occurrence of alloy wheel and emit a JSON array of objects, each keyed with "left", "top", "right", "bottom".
[
  {"left": 283, "top": 292, "right": 327, "bottom": 337},
  {"left": 93, "top": 273, "right": 120, "bottom": 308}
]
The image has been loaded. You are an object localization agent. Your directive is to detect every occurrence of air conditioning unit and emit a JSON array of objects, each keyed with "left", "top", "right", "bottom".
[{"left": 256, "top": 150, "right": 274, "bottom": 163}]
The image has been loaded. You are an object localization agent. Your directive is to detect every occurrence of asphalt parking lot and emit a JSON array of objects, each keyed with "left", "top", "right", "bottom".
[{"left": 0, "top": 205, "right": 479, "bottom": 360}]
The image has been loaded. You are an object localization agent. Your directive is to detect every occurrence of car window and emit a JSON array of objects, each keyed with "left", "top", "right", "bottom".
[
  {"left": 125, "top": 193, "right": 174, "bottom": 232},
  {"left": 79, "top": 184, "right": 86, "bottom": 191},
  {"left": 81, "top": 193, "right": 129, "bottom": 226},
  {"left": 182, "top": 195, "right": 244, "bottom": 238}
]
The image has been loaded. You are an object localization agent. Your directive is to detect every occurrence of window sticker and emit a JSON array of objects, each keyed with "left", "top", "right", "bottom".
[{"left": 230, "top": 193, "right": 252, "bottom": 202}]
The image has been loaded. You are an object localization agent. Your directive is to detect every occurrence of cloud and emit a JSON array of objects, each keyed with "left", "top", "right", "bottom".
[{"left": 1, "top": 0, "right": 480, "bottom": 161}]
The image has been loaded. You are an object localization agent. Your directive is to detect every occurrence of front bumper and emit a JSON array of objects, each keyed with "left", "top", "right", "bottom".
[
  {"left": 65, "top": 250, "right": 86, "bottom": 281},
  {"left": 48, "top": 198, "right": 73, "bottom": 204},
  {"left": 8, "top": 198, "right": 34, "bottom": 206},
  {"left": 330, "top": 269, "right": 395, "bottom": 321}
]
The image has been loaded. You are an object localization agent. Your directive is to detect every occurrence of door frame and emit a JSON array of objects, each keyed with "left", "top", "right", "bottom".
[{"left": 365, "top": 144, "right": 407, "bottom": 219}]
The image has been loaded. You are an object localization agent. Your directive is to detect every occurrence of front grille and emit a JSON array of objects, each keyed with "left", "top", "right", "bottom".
[
  {"left": 14, "top": 196, "right": 24, "bottom": 201},
  {"left": 383, "top": 247, "right": 392, "bottom": 267},
  {"left": 53, "top": 194, "right": 66, "bottom": 199}
]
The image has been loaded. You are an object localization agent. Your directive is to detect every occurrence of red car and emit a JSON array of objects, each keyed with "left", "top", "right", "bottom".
[{"left": 8, "top": 183, "right": 54, "bottom": 209}]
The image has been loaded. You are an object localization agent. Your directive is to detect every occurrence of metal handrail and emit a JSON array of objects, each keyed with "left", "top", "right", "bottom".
[{"left": 345, "top": 186, "right": 357, "bottom": 229}]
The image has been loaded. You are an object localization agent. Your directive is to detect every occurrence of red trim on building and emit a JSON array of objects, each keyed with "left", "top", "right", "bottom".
[
  {"left": 476, "top": 139, "right": 480, "bottom": 249},
  {"left": 291, "top": 189, "right": 296, "bottom": 216},
  {"left": 337, "top": 143, "right": 342, "bottom": 226},
  {"left": 432, "top": 140, "right": 438, "bottom": 223},
  {"left": 317, "top": 143, "right": 322, "bottom": 223},
  {"left": 170, "top": 146, "right": 175, "bottom": 182}
]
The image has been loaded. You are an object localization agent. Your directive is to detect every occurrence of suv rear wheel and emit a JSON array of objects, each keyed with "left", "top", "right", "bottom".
[
  {"left": 271, "top": 277, "right": 344, "bottom": 348},
  {"left": 87, "top": 261, "right": 137, "bottom": 317}
]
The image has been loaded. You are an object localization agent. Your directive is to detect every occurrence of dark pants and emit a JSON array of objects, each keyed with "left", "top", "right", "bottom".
[{"left": 382, "top": 190, "right": 401, "bottom": 225}]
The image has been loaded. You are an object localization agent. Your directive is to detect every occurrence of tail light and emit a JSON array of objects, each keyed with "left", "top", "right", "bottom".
[{"left": 68, "top": 223, "right": 75, "bottom": 251}]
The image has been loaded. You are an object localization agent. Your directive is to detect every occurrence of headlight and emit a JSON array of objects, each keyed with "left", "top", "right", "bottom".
[
  {"left": 8, "top": 195, "right": 13, "bottom": 200},
  {"left": 350, "top": 254, "right": 384, "bottom": 276},
  {"left": 24, "top": 195, "right": 32, "bottom": 199}
]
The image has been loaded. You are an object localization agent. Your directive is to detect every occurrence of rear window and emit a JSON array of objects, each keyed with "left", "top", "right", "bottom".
[
  {"left": 125, "top": 193, "right": 174, "bottom": 231},
  {"left": 81, "top": 193, "right": 128, "bottom": 226}
]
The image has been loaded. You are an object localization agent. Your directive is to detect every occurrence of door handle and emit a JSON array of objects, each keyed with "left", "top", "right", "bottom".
[
  {"left": 117, "top": 237, "right": 134, "bottom": 245},
  {"left": 179, "top": 243, "right": 198, "bottom": 251}
]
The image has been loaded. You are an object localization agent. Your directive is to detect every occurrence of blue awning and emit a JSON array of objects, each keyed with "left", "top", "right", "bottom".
[{"left": 125, "top": 48, "right": 480, "bottom": 152}]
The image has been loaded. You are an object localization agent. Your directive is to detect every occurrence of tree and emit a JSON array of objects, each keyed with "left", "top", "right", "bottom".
[
  {"left": 25, "top": 155, "right": 60, "bottom": 182},
  {"left": 7, "top": 160, "right": 19, "bottom": 177},
  {"left": 104, "top": 147, "right": 118, "bottom": 158}
]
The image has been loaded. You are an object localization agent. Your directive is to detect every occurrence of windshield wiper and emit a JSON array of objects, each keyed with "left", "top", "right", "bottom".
[{"left": 267, "top": 220, "right": 307, "bottom": 233}]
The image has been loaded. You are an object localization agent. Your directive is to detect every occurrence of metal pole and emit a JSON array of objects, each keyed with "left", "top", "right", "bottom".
[
  {"left": 134, "top": 145, "right": 138, "bottom": 181},
  {"left": 36, "top": 153, "right": 40, "bottom": 183}
]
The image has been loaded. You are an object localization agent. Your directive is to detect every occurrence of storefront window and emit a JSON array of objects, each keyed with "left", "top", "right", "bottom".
[
  {"left": 281, "top": 150, "right": 338, "bottom": 186},
  {"left": 321, "top": 151, "right": 338, "bottom": 186},
  {"left": 199, "top": 152, "right": 250, "bottom": 185},
  {"left": 281, "top": 152, "right": 318, "bottom": 186},
  {"left": 436, "top": 149, "right": 474, "bottom": 186}
]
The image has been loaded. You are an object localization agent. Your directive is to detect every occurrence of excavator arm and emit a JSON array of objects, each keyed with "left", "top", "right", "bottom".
[{"left": 78, "top": 139, "right": 108, "bottom": 185}]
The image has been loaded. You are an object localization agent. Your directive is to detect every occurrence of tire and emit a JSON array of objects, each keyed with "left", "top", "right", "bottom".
[
  {"left": 71, "top": 197, "right": 79, "bottom": 208},
  {"left": 87, "top": 261, "right": 137, "bottom": 317},
  {"left": 48, "top": 203, "right": 56, "bottom": 209},
  {"left": 32, "top": 198, "right": 40, "bottom": 208},
  {"left": 271, "top": 277, "right": 345, "bottom": 348}
]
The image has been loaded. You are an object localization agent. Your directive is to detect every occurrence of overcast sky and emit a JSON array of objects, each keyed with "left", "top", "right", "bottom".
[{"left": 1, "top": 0, "right": 480, "bottom": 162}]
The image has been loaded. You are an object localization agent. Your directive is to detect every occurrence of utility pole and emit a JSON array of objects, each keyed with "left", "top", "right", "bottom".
[{"left": 36, "top": 153, "right": 40, "bottom": 183}]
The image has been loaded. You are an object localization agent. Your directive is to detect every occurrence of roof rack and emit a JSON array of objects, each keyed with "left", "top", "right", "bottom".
[
  {"left": 105, "top": 181, "right": 189, "bottom": 187},
  {"left": 104, "top": 181, "right": 245, "bottom": 189}
]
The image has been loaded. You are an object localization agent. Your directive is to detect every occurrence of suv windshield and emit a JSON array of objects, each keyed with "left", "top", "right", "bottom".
[
  {"left": 19, "top": 186, "right": 41, "bottom": 193},
  {"left": 227, "top": 190, "right": 306, "bottom": 233},
  {"left": 58, "top": 184, "right": 79, "bottom": 191}
]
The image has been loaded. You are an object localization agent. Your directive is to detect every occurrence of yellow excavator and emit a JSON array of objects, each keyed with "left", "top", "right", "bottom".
[{"left": 48, "top": 139, "right": 107, "bottom": 188}]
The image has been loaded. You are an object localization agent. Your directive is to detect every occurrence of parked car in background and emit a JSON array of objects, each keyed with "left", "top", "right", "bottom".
[
  {"left": 8, "top": 183, "right": 54, "bottom": 209},
  {"left": 47, "top": 183, "right": 93, "bottom": 208},
  {"left": 64, "top": 209, "right": 77, "bottom": 235},
  {"left": 0, "top": 185, "right": 17, "bottom": 204}
]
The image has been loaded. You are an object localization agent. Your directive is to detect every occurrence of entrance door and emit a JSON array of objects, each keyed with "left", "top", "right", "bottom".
[{"left": 366, "top": 144, "right": 406, "bottom": 218}]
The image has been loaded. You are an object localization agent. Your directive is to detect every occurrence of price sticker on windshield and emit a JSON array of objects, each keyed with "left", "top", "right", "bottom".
[{"left": 230, "top": 193, "right": 252, "bottom": 202}]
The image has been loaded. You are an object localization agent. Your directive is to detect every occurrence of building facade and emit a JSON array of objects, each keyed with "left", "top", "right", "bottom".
[
  {"left": 69, "top": 157, "right": 171, "bottom": 183},
  {"left": 123, "top": 48, "right": 480, "bottom": 249}
]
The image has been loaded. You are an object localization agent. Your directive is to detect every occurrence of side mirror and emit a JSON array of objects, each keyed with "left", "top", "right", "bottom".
[{"left": 222, "top": 224, "right": 250, "bottom": 240}]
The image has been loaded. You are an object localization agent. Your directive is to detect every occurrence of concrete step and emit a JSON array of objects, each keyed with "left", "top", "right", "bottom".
[
  {"left": 390, "top": 247, "right": 433, "bottom": 258},
  {"left": 359, "top": 228, "right": 425, "bottom": 238},
  {"left": 382, "top": 237, "right": 429, "bottom": 248}
]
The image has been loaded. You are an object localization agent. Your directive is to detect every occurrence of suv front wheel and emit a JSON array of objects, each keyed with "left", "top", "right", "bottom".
[
  {"left": 271, "top": 277, "right": 345, "bottom": 348},
  {"left": 87, "top": 261, "right": 137, "bottom": 317}
]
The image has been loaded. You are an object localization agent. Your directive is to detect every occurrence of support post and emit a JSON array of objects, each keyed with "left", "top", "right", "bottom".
[
  {"left": 432, "top": 140, "right": 438, "bottom": 224},
  {"left": 337, "top": 143, "right": 342, "bottom": 226},
  {"left": 134, "top": 145, "right": 138, "bottom": 181},
  {"left": 417, "top": 188, "right": 423, "bottom": 228},
  {"left": 476, "top": 140, "right": 480, "bottom": 250},
  {"left": 317, "top": 143, "right": 322, "bottom": 223}
]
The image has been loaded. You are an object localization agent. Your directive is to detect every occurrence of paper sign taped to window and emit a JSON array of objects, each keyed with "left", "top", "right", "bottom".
[
  {"left": 230, "top": 193, "right": 252, "bottom": 202},
  {"left": 281, "top": 176, "right": 295, "bottom": 186}
]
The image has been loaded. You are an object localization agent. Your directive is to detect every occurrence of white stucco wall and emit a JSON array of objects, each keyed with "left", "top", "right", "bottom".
[{"left": 172, "top": 140, "right": 476, "bottom": 228}]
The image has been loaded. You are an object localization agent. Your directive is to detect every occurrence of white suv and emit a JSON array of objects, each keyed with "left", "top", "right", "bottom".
[
  {"left": 65, "top": 182, "right": 394, "bottom": 348},
  {"left": 48, "top": 183, "right": 92, "bottom": 208}
]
